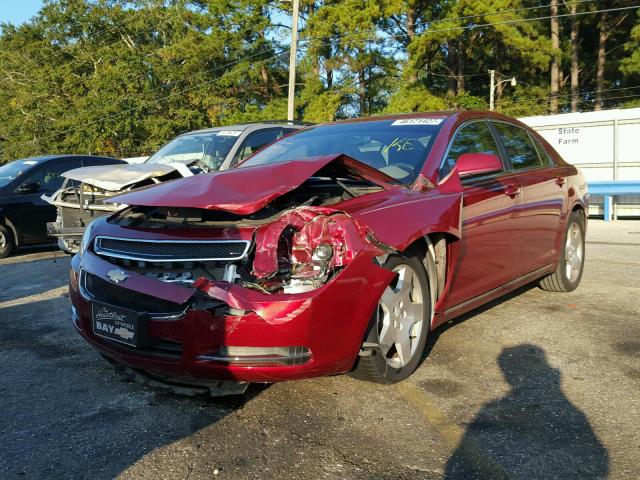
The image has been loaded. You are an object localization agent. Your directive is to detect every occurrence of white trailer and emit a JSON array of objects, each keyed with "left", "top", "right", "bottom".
[{"left": 519, "top": 108, "right": 640, "bottom": 217}]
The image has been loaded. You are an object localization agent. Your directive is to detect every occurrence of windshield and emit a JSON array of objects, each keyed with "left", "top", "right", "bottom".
[
  {"left": 241, "top": 119, "right": 444, "bottom": 183},
  {"left": 0, "top": 159, "right": 38, "bottom": 188},
  {"left": 145, "top": 131, "right": 242, "bottom": 170}
]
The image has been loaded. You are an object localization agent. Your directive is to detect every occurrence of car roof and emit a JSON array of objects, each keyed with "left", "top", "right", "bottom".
[
  {"left": 8, "top": 154, "right": 118, "bottom": 165},
  {"left": 315, "top": 110, "right": 520, "bottom": 126},
  {"left": 182, "top": 121, "right": 308, "bottom": 136}
]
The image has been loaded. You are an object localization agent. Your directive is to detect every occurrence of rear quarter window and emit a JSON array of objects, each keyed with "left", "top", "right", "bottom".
[{"left": 529, "top": 136, "right": 555, "bottom": 167}]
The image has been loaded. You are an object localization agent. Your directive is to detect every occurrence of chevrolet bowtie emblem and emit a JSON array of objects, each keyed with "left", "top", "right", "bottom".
[{"left": 106, "top": 269, "right": 128, "bottom": 284}]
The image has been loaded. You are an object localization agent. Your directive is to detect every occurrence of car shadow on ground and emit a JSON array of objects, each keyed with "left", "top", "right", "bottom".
[
  {"left": 0, "top": 295, "right": 265, "bottom": 479},
  {"left": 444, "top": 344, "right": 609, "bottom": 479}
]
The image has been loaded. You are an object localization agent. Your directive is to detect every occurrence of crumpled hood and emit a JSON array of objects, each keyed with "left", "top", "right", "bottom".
[
  {"left": 62, "top": 162, "right": 193, "bottom": 191},
  {"left": 107, "top": 154, "right": 398, "bottom": 215}
]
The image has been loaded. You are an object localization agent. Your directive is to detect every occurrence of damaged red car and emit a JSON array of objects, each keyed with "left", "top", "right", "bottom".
[{"left": 68, "top": 111, "right": 588, "bottom": 394}]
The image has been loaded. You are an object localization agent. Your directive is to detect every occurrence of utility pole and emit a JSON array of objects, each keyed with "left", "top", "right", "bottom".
[
  {"left": 489, "top": 70, "right": 495, "bottom": 111},
  {"left": 287, "top": 0, "right": 300, "bottom": 122}
]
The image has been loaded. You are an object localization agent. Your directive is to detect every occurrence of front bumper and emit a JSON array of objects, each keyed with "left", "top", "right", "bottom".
[
  {"left": 47, "top": 220, "right": 84, "bottom": 253},
  {"left": 69, "top": 252, "right": 394, "bottom": 383}
]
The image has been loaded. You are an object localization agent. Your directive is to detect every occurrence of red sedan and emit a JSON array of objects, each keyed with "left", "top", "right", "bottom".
[{"left": 68, "top": 111, "right": 587, "bottom": 393}]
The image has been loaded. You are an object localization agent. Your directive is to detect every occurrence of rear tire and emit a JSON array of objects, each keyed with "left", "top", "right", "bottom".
[
  {"left": 539, "top": 210, "right": 585, "bottom": 292},
  {"left": 352, "top": 251, "right": 431, "bottom": 384},
  {"left": 0, "top": 224, "right": 15, "bottom": 259}
]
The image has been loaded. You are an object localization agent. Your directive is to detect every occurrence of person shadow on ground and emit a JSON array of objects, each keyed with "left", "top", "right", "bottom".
[{"left": 445, "top": 344, "right": 609, "bottom": 480}]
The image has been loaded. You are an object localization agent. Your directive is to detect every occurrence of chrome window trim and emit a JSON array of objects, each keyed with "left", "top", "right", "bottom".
[
  {"left": 78, "top": 269, "right": 188, "bottom": 320},
  {"left": 93, "top": 235, "right": 251, "bottom": 262}
]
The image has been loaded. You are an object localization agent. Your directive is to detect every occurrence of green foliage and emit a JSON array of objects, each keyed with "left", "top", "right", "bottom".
[
  {"left": 0, "top": 0, "right": 638, "bottom": 162},
  {"left": 384, "top": 85, "right": 448, "bottom": 114}
]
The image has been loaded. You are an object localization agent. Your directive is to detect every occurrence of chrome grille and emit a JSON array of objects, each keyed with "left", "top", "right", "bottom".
[{"left": 94, "top": 236, "right": 250, "bottom": 262}]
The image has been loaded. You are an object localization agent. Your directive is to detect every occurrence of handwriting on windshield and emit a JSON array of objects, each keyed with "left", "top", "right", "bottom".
[{"left": 383, "top": 137, "right": 414, "bottom": 154}]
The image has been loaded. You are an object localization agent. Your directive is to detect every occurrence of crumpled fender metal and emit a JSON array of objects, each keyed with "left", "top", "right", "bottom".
[
  {"left": 251, "top": 206, "right": 392, "bottom": 279},
  {"left": 106, "top": 154, "right": 398, "bottom": 215},
  {"left": 193, "top": 252, "right": 396, "bottom": 326},
  {"left": 351, "top": 171, "right": 464, "bottom": 251}
]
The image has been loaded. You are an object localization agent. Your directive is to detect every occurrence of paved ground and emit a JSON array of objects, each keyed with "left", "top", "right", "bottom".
[{"left": 0, "top": 220, "right": 638, "bottom": 479}]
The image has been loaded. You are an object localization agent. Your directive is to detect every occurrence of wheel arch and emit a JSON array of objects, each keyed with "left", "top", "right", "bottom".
[
  {"left": 0, "top": 215, "right": 20, "bottom": 247},
  {"left": 401, "top": 232, "right": 454, "bottom": 325}
]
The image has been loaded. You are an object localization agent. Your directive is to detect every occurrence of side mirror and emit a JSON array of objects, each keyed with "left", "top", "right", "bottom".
[
  {"left": 16, "top": 181, "right": 41, "bottom": 194},
  {"left": 456, "top": 153, "right": 503, "bottom": 177}
]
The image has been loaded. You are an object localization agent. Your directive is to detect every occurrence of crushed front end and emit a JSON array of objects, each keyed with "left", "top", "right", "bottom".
[
  {"left": 46, "top": 178, "right": 122, "bottom": 253},
  {"left": 69, "top": 161, "right": 399, "bottom": 386},
  {"left": 45, "top": 165, "right": 189, "bottom": 253}
]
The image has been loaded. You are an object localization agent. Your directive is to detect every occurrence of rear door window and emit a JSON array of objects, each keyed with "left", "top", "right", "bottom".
[
  {"left": 441, "top": 120, "right": 501, "bottom": 178},
  {"left": 233, "top": 128, "right": 284, "bottom": 164},
  {"left": 492, "top": 122, "right": 543, "bottom": 170}
]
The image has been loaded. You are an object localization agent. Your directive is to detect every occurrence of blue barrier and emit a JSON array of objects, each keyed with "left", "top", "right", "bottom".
[{"left": 588, "top": 180, "right": 640, "bottom": 221}]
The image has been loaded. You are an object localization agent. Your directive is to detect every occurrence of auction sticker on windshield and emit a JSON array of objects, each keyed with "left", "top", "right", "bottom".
[
  {"left": 391, "top": 118, "right": 444, "bottom": 126},
  {"left": 216, "top": 130, "right": 243, "bottom": 137}
]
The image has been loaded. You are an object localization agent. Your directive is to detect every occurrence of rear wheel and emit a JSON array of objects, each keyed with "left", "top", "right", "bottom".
[
  {"left": 539, "top": 210, "right": 585, "bottom": 292},
  {"left": 0, "top": 224, "right": 15, "bottom": 259},
  {"left": 353, "top": 252, "right": 431, "bottom": 384}
]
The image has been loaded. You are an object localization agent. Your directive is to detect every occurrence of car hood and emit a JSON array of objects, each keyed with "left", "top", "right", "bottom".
[
  {"left": 62, "top": 162, "right": 193, "bottom": 191},
  {"left": 108, "top": 154, "right": 399, "bottom": 215}
]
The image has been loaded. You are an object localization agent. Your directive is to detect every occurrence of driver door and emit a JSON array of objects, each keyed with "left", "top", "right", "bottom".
[
  {"left": 14, "top": 160, "right": 73, "bottom": 244},
  {"left": 442, "top": 120, "right": 524, "bottom": 309}
]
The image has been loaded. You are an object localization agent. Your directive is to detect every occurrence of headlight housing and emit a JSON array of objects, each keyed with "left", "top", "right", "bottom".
[
  {"left": 79, "top": 220, "right": 98, "bottom": 256},
  {"left": 250, "top": 208, "right": 386, "bottom": 294}
]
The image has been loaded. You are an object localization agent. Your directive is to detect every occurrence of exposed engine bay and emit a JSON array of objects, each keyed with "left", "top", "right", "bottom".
[{"left": 96, "top": 176, "right": 392, "bottom": 295}]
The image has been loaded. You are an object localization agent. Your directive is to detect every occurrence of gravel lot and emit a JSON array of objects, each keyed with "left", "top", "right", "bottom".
[{"left": 1, "top": 220, "right": 638, "bottom": 479}]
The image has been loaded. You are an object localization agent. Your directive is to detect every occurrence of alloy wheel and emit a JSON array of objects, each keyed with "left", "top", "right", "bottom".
[
  {"left": 0, "top": 230, "right": 6, "bottom": 250},
  {"left": 377, "top": 264, "right": 425, "bottom": 369},
  {"left": 564, "top": 221, "right": 583, "bottom": 283}
]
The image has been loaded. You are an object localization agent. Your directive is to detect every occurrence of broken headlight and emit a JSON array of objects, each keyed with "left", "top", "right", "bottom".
[{"left": 251, "top": 208, "right": 375, "bottom": 294}]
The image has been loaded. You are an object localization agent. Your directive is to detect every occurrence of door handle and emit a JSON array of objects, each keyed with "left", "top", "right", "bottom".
[
  {"left": 555, "top": 176, "right": 566, "bottom": 187},
  {"left": 504, "top": 184, "right": 521, "bottom": 197}
]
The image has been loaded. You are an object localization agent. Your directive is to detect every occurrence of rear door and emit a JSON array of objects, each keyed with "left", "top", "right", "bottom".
[
  {"left": 442, "top": 120, "right": 524, "bottom": 309},
  {"left": 491, "top": 122, "right": 565, "bottom": 273}
]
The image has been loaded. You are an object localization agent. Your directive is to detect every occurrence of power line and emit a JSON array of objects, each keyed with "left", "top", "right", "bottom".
[
  {"left": 499, "top": 85, "right": 640, "bottom": 106},
  {"left": 5, "top": 2, "right": 632, "bottom": 106},
  {"left": 300, "top": 4, "right": 638, "bottom": 45},
  {"left": 6, "top": 2, "right": 639, "bottom": 152},
  {"left": 301, "top": 0, "right": 600, "bottom": 42},
  {"left": 12, "top": 48, "right": 291, "bottom": 151},
  {"left": 4, "top": 11, "right": 273, "bottom": 94}
]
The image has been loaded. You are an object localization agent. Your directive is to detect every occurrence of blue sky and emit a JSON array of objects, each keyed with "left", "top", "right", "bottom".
[{"left": 0, "top": 0, "right": 43, "bottom": 25}]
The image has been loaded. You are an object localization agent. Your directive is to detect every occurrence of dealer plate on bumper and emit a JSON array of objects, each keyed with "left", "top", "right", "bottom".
[{"left": 92, "top": 302, "right": 143, "bottom": 347}]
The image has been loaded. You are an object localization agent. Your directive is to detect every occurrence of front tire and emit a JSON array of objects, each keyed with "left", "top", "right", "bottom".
[
  {"left": 539, "top": 210, "right": 585, "bottom": 292},
  {"left": 0, "top": 224, "right": 15, "bottom": 259},
  {"left": 353, "top": 252, "right": 431, "bottom": 384}
]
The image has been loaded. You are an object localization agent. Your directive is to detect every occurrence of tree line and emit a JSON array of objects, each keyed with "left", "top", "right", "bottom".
[{"left": 1, "top": 0, "right": 639, "bottom": 161}]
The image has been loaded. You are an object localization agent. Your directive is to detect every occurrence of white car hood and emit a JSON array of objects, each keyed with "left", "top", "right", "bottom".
[{"left": 62, "top": 162, "right": 193, "bottom": 191}]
